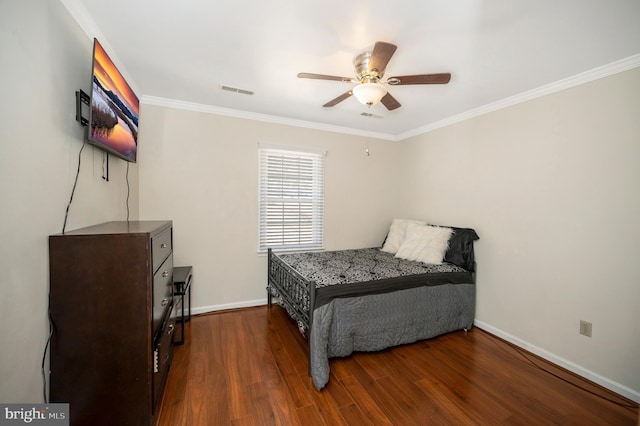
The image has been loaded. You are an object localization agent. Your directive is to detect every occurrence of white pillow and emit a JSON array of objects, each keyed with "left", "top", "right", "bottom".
[
  {"left": 381, "top": 218, "right": 425, "bottom": 254},
  {"left": 395, "top": 223, "right": 453, "bottom": 264}
]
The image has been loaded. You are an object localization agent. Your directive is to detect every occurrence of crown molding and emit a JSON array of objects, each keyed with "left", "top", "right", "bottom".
[
  {"left": 60, "top": 0, "right": 98, "bottom": 40},
  {"left": 141, "top": 96, "right": 397, "bottom": 141},
  {"left": 397, "top": 54, "right": 640, "bottom": 141},
  {"left": 144, "top": 53, "right": 639, "bottom": 142},
  {"left": 60, "top": 0, "right": 141, "bottom": 94}
]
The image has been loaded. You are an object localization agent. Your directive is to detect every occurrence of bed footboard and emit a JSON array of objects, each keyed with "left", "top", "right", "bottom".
[{"left": 267, "top": 249, "right": 316, "bottom": 337}]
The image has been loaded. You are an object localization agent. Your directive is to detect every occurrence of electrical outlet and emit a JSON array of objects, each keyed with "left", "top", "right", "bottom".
[{"left": 579, "top": 320, "right": 592, "bottom": 337}]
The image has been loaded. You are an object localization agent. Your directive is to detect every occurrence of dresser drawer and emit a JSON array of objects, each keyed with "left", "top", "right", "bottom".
[
  {"left": 152, "top": 227, "right": 172, "bottom": 272},
  {"left": 153, "top": 315, "right": 175, "bottom": 412},
  {"left": 152, "top": 256, "right": 173, "bottom": 338}
]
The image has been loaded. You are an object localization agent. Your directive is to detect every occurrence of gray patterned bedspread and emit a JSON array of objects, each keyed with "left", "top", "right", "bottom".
[
  {"left": 279, "top": 248, "right": 472, "bottom": 309},
  {"left": 276, "top": 248, "right": 476, "bottom": 390},
  {"left": 279, "top": 248, "right": 467, "bottom": 286}
]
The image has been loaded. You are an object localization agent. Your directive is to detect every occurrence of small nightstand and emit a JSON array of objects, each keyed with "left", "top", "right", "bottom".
[{"left": 173, "top": 266, "right": 192, "bottom": 345}]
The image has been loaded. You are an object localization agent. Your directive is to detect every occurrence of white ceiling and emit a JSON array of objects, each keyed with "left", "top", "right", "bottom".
[{"left": 63, "top": 0, "right": 640, "bottom": 140}]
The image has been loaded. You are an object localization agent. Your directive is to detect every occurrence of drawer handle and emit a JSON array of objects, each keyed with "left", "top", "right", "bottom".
[
  {"left": 167, "top": 323, "right": 175, "bottom": 335},
  {"left": 161, "top": 298, "right": 169, "bottom": 307},
  {"left": 161, "top": 243, "right": 168, "bottom": 249},
  {"left": 162, "top": 271, "right": 170, "bottom": 278}
]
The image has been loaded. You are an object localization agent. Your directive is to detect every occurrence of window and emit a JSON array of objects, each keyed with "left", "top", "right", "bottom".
[{"left": 258, "top": 146, "right": 324, "bottom": 252}]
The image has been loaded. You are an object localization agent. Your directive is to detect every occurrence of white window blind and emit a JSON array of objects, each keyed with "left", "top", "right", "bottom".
[{"left": 258, "top": 147, "right": 324, "bottom": 252}]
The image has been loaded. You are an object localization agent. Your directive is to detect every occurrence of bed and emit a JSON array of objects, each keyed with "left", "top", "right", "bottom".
[{"left": 267, "top": 220, "right": 479, "bottom": 390}]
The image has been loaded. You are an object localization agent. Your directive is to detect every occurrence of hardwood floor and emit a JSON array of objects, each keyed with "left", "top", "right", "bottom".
[{"left": 158, "top": 306, "right": 638, "bottom": 425}]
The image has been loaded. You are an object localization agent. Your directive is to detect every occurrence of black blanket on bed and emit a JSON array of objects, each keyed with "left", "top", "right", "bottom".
[{"left": 277, "top": 248, "right": 474, "bottom": 309}]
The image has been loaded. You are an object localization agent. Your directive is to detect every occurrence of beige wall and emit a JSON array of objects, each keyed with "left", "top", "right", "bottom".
[
  {"left": 138, "top": 106, "right": 399, "bottom": 310},
  {"left": 0, "top": 1, "right": 139, "bottom": 402},
  {"left": 395, "top": 68, "right": 640, "bottom": 399}
]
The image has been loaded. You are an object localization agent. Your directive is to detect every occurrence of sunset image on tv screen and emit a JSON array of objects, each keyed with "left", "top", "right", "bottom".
[{"left": 89, "top": 39, "right": 139, "bottom": 162}]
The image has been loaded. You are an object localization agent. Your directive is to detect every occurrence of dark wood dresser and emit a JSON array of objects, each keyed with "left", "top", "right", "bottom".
[{"left": 49, "top": 221, "right": 175, "bottom": 426}]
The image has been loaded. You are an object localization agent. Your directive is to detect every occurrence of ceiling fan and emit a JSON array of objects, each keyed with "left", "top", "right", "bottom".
[{"left": 298, "top": 41, "right": 451, "bottom": 111}]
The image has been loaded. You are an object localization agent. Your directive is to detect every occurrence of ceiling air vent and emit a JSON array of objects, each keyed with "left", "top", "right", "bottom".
[
  {"left": 360, "top": 112, "right": 383, "bottom": 119},
  {"left": 220, "top": 85, "right": 254, "bottom": 96}
]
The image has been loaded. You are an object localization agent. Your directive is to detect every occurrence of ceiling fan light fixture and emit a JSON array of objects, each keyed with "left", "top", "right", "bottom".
[{"left": 352, "top": 82, "right": 387, "bottom": 106}]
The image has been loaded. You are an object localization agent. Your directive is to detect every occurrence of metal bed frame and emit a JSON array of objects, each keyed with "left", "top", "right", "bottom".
[{"left": 267, "top": 248, "right": 316, "bottom": 336}]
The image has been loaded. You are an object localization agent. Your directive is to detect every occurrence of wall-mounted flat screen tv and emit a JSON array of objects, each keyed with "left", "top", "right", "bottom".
[{"left": 88, "top": 38, "right": 139, "bottom": 163}]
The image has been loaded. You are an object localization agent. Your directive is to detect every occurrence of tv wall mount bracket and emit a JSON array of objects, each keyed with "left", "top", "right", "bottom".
[{"left": 75, "top": 90, "right": 89, "bottom": 126}]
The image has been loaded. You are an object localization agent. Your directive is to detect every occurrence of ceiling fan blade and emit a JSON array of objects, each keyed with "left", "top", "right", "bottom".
[
  {"left": 368, "top": 42, "right": 397, "bottom": 75},
  {"left": 380, "top": 92, "right": 401, "bottom": 111},
  {"left": 297, "top": 72, "right": 354, "bottom": 82},
  {"left": 323, "top": 90, "right": 353, "bottom": 107},
  {"left": 387, "top": 73, "right": 451, "bottom": 85}
]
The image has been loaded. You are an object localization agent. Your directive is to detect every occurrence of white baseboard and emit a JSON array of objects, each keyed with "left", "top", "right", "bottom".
[
  {"left": 474, "top": 320, "right": 640, "bottom": 403},
  {"left": 191, "top": 298, "right": 268, "bottom": 316}
]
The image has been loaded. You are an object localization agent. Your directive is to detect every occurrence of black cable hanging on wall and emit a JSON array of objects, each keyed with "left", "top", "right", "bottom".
[
  {"left": 102, "top": 152, "right": 109, "bottom": 182},
  {"left": 126, "top": 161, "right": 130, "bottom": 221},
  {"left": 61, "top": 140, "right": 86, "bottom": 235}
]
